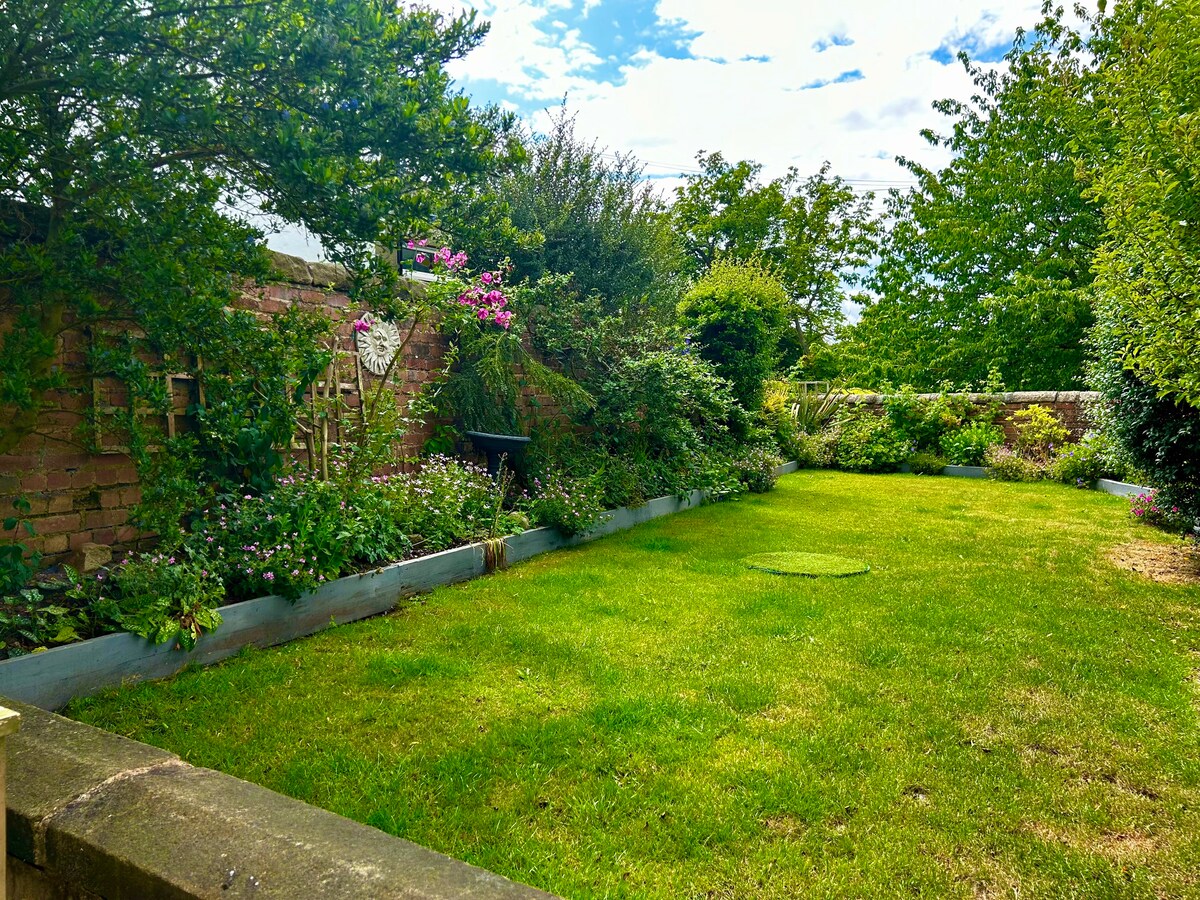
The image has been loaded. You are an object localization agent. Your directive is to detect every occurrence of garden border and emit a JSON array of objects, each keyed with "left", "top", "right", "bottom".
[{"left": 1, "top": 464, "right": 801, "bottom": 711}]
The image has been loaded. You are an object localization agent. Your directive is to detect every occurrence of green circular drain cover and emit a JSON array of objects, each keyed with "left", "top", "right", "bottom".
[{"left": 743, "top": 552, "right": 869, "bottom": 577}]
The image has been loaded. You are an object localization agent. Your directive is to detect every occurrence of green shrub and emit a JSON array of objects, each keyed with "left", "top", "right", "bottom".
[
  {"left": 833, "top": 408, "right": 907, "bottom": 473},
  {"left": 906, "top": 452, "right": 946, "bottom": 476},
  {"left": 1009, "top": 405, "right": 1069, "bottom": 464},
  {"left": 787, "top": 382, "right": 847, "bottom": 435},
  {"left": 985, "top": 445, "right": 1044, "bottom": 482},
  {"left": 81, "top": 550, "right": 225, "bottom": 650},
  {"left": 0, "top": 587, "right": 81, "bottom": 658},
  {"left": 883, "top": 387, "right": 973, "bottom": 452},
  {"left": 1048, "top": 435, "right": 1107, "bottom": 487},
  {"left": 759, "top": 381, "right": 803, "bottom": 461},
  {"left": 591, "top": 348, "right": 738, "bottom": 465},
  {"left": 795, "top": 430, "right": 838, "bottom": 469},
  {"left": 734, "top": 446, "right": 783, "bottom": 493},
  {"left": 1128, "top": 489, "right": 1196, "bottom": 534},
  {"left": 940, "top": 421, "right": 1005, "bottom": 466},
  {"left": 678, "top": 258, "right": 788, "bottom": 410},
  {"left": 528, "top": 470, "right": 605, "bottom": 536},
  {"left": 1090, "top": 300, "right": 1200, "bottom": 518},
  {"left": 387, "top": 455, "right": 513, "bottom": 553}
]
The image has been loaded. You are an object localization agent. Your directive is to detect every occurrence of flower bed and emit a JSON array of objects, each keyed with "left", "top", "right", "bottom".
[{"left": 1, "top": 467, "right": 800, "bottom": 710}]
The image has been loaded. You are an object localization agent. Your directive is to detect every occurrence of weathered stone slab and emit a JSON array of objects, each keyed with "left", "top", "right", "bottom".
[
  {"left": 6, "top": 700, "right": 557, "bottom": 899},
  {"left": 308, "top": 260, "right": 352, "bottom": 291},
  {"left": 267, "top": 251, "right": 312, "bottom": 285},
  {"left": 3, "top": 698, "right": 177, "bottom": 863}
]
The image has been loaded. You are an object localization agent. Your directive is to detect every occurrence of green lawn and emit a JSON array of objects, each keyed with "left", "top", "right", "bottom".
[{"left": 69, "top": 472, "right": 1200, "bottom": 898}]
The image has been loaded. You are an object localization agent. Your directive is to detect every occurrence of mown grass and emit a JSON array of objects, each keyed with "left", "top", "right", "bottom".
[{"left": 69, "top": 472, "right": 1200, "bottom": 898}]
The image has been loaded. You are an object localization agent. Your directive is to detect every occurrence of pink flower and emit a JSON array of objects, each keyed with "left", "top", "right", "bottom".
[
  {"left": 406, "top": 240, "right": 415, "bottom": 249},
  {"left": 480, "top": 271, "right": 493, "bottom": 284},
  {"left": 417, "top": 238, "right": 427, "bottom": 246},
  {"left": 477, "top": 307, "right": 490, "bottom": 320},
  {"left": 352, "top": 317, "right": 372, "bottom": 333},
  {"left": 416, "top": 253, "right": 426, "bottom": 264}
]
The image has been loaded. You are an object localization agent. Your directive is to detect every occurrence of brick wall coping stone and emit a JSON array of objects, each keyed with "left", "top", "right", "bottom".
[
  {"left": 844, "top": 390, "right": 1101, "bottom": 405},
  {"left": 2, "top": 697, "right": 557, "bottom": 899}
]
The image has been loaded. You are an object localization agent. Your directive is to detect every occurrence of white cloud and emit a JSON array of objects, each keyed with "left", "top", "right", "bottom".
[
  {"left": 267, "top": 0, "right": 1049, "bottom": 257},
  {"left": 433, "top": 0, "right": 1044, "bottom": 188}
]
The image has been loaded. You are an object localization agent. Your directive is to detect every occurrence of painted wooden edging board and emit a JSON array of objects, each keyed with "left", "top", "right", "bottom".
[
  {"left": 942, "top": 465, "right": 988, "bottom": 479},
  {"left": 1096, "top": 478, "right": 1151, "bottom": 498},
  {"left": 0, "top": 480, "right": 734, "bottom": 710}
]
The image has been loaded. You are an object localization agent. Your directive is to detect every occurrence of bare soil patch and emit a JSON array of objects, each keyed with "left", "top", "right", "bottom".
[{"left": 1107, "top": 540, "right": 1200, "bottom": 585}]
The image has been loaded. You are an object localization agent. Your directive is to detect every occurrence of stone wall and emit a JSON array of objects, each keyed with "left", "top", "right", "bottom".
[
  {"left": 3, "top": 697, "right": 556, "bottom": 899},
  {"left": 1, "top": 253, "right": 562, "bottom": 567},
  {"left": 844, "top": 391, "right": 1100, "bottom": 442}
]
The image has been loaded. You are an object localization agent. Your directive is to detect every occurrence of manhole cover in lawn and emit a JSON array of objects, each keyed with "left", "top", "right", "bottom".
[{"left": 742, "top": 552, "right": 870, "bottom": 577}]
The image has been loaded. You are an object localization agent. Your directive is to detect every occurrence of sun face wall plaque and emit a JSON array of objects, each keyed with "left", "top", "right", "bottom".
[{"left": 356, "top": 318, "right": 402, "bottom": 375}]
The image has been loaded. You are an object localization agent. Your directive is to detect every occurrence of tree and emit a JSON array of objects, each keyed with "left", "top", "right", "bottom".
[
  {"left": 0, "top": 0, "right": 518, "bottom": 454},
  {"left": 678, "top": 258, "right": 789, "bottom": 410},
  {"left": 460, "top": 107, "right": 682, "bottom": 319},
  {"left": 837, "top": 9, "right": 1106, "bottom": 390},
  {"left": 1088, "top": 0, "right": 1200, "bottom": 407},
  {"left": 672, "top": 153, "right": 877, "bottom": 362}
]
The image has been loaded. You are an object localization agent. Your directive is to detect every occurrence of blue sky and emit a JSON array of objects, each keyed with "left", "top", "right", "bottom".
[{"left": 268, "top": 0, "right": 1043, "bottom": 258}]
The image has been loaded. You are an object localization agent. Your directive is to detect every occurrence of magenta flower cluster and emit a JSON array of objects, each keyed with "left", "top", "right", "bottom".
[
  {"left": 456, "top": 281, "right": 513, "bottom": 329},
  {"left": 406, "top": 237, "right": 515, "bottom": 330}
]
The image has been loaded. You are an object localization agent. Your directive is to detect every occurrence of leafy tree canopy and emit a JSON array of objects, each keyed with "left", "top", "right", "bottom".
[
  {"left": 1088, "top": 0, "right": 1200, "bottom": 407},
  {"left": 459, "top": 107, "right": 682, "bottom": 320},
  {"left": 672, "top": 153, "right": 877, "bottom": 365},
  {"left": 835, "top": 7, "right": 1106, "bottom": 391},
  {"left": 0, "top": 0, "right": 519, "bottom": 453}
]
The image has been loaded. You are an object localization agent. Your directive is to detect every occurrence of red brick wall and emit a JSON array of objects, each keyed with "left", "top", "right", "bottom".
[{"left": 2, "top": 253, "right": 563, "bottom": 567}]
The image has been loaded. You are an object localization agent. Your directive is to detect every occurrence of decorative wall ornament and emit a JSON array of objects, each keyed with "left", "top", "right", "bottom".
[{"left": 356, "top": 317, "right": 402, "bottom": 376}]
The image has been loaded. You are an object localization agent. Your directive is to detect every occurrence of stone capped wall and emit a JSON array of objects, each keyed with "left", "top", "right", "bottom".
[{"left": 844, "top": 391, "right": 1099, "bottom": 443}]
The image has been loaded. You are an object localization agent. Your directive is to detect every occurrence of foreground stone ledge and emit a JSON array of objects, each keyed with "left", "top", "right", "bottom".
[{"left": 5, "top": 700, "right": 557, "bottom": 900}]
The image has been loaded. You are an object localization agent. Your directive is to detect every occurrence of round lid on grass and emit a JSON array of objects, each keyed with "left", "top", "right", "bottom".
[{"left": 742, "top": 552, "right": 870, "bottom": 577}]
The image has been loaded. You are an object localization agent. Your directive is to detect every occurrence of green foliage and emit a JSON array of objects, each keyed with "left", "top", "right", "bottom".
[
  {"left": 758, "top": 382, "right": 804, "bottom": 462},
  {"left": 425, "top": 268, "right": 591, "bottom": 437},
  {"left": 1088, "top": 0, "right": 1200, "bottom": 409},
  {"left": 732, "top": 446, "right": 783, "bottom": 493},
  {"left": 1090, "top": 299, "right": 1200, "bottom": 519},
  {"left": 1008, "top": 405, "right": 1069, "bottom": 464},
  {"left": 837, "top": 12, "right": 1104, "bottom": 390},
  {"left": 1127, "top": 489, "right": 1195, "bottom": 535},
  {"left": 527, "top": 470, "right": 606, "bottom": 537},
  {"left": 591, "top": 348, "right": 737, "bottom": 467},
  {"left": 2, "top": 497, "right": 40, "bottom": 596},
  {"left": 464, "top": 108, "right": 682, "bottom": 319},
  {"left": 678, "top": 258, "right": 789, "bottom": 409},
  {"left": 985, "top": 445, "right": 1045, "bottom": 482},
  {"left": 196, "top": 476, "right": 357, "bottom": 602},
  {"left": 794, "top": 430, "right": 838, "bottom": 469},
  {"left": 1048, "top": 435, "right": 1107, "bottom": 487},
  {"left": 882, "top": 387, "right": 974, "bottom": 452},
  {"left": 0, "top": 588, "right": 81, "bottom": 657},
  {"left": 906, "top": 452, "right": 947, "bottom": 476},
  {"left": 940, "top": 421, "right": 1005, "bottom": 466},
  {"left": 832, "top": 408, "right": 907, "bottom": 473},
  {"left": 787, "top": 381, "right": 847, "bottom": 435},
  {"left": 83, "top": 551, "right": 225, "bottom": 650},
  {"left": 672, "top": 154, "right": 878, "bottom": 358},
  {"left": 0, "top": 0, "right": 518, "bottom": 455}
]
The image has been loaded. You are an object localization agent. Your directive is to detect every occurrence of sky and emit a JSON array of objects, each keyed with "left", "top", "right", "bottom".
[{"left": 266, "top": 0, "right": 1046, "bottom": 259}]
